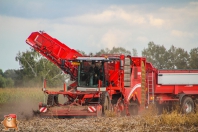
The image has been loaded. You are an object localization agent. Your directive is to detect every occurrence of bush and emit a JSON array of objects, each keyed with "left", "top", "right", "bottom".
[
  {"left": 0, "top": 75, "right": 6, "bottom": 88},
  {"left": 5, "top": 78, "right": 14, "bottom": 87},
  {"left": 0, "top": 75, "right": 14, "bottom": 88}
]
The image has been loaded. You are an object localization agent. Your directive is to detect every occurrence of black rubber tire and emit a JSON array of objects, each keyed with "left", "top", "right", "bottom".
[
  {"left": 128, "top": 100, "right": 139, "bottom": 115},
  {"left": 156, "top": 102, "right": 164, "bottom": 115},
  {"left": 54, "top": 94, "right": 59, "bottom": 105},
  {"left": 100, "top": 92, "right": 110, "bottom": 115},
  {"left": 181, "top": 97, "right": 194, "bottom": 114},
  {"left": 47, "top": 94, "right": 59, "bottom": 106},
  {"left": 129, "top": 105, "right": 138, "bottom": 115},
  {"left": 47, "top": 94, "right": 54, "bottom": 106}
]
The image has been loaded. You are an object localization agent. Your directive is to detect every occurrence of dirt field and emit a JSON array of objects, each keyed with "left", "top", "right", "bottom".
[
  {"left": 0, "top": 88, "right": 198, "bottom": 132},
  {"left": 1, "top": 102, "right": 198, "bottom": 132},
  {"left": 1, "top": 115, "right": 198, "bottom": 131}
]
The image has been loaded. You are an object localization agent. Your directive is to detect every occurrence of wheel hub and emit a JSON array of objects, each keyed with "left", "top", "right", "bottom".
[{"left": 185, "top": 102, "right": 192, "bottom": 113}]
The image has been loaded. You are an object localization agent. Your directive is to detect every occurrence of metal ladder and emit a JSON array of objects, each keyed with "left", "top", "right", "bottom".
[
  {"left": 124, "top": 57, "right": 131, "bottom": 87},
  {"left": 147, "top": 72, "right": 154, "bottom": 104}
]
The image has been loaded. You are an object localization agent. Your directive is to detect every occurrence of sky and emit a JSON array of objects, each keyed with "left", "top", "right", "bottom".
[{"left": 0, "top": 0, "right": 198, "bottom": 72}]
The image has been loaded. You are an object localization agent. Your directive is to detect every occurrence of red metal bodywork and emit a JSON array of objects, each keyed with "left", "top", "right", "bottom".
[
  {"left": 39, "top": 89, "right": 102, "bottom": 117},
  {"left": 26, "top": 31, "right": 82, "bottom": 80}
]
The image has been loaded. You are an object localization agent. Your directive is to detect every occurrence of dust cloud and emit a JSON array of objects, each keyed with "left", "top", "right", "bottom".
[{"left": 0, "top": 99, "right": 38, "bottom": 121}]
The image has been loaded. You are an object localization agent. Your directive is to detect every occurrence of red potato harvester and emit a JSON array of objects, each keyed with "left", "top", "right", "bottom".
[{"left": 26, "top": 31, "right": 198, "bottom": 117}]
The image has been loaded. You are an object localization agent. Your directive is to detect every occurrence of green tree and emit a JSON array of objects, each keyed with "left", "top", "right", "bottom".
[
  {"left": 36, "top": 58, "right": 67, "bottom": 87},
  {"left": 15, "top": 48, "right": 66, "bottom": 87},
  {"left": 110, "top": 47, "right": 131, "bottom": 55},
  {"left": 142, "top": 42, "right": 168, "bottom": 69},
  {"left": 4, "top": 69, "right": 18, "bottom": 80},
  {"left": 15, "top": 48, "right": 39, "bottom": 78},
  {"left": 189, "top": 48, "right": 198, "bottom": 69},
  {"left": 5, "top": 78, "right": 14, "bottom": 87},
  {"left": 174, "top": 48, "right": 189, "bottom": 69},
  {"left": 131, "top": 48, "right": 138, "bottom": 56},
  {"left": 167, "top": 46, "right": 189, "bottom": 69},
  {"left": 0, "top": 75, "right": 6, "bottom": 88},
  {"left": 0, "top": 69, "right": 14, "bottom": 88},
  {"left": 166, "top": 45, "right": 177, "bottom": 69},
  {"left": 0, "top": 69, "right": 3, "bottom": 77},
  {"left": 142, "top": 43, "right": 190, "bottom": 69},
  {"left": 96, "top": 47, "right": 131, "bottom": 55},
  {"left": 95, "top": 48, "right": 110, "bottom": 55},
  {"left": 13, "top": 69, "right": 24, "bottom": 87},
  {"left": 77, "top": 50, "right": 86, "bottom": 56}
]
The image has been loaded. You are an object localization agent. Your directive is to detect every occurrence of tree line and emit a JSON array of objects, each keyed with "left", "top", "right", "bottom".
[
  {"left": 142, "top": 42, "right": 198, "bottom": 69},
  {"left": 0, "top": 42, "right": 197, "bottom": 88}
]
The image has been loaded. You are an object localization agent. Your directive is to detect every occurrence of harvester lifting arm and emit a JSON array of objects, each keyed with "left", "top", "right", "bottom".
[{"left": 26, "top": 31, "right": 82, "bottom": 80}]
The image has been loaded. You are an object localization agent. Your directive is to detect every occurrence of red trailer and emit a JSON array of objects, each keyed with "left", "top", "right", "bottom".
[
  {"left": 26, "top": 31, "right": 198, "bottom": 117},
  {"left": 146, "top": 62, "right": 198, "bottom": 114}
]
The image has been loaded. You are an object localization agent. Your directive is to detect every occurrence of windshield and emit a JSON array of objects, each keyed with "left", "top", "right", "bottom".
[{"left": 78, "top": 61, "right": 105, "bottom": 87}]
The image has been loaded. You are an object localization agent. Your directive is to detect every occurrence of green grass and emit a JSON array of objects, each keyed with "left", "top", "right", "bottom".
[{"left": 0, "top": 88, "right": 47, "bottom": 104}]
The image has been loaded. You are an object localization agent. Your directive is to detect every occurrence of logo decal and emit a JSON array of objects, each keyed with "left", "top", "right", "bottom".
[
  {"left": 127, "top": 83, "right": 141, "bottom": 101},
  {"left": 1, "top": 114, "right": 19, "bottom": 131}
]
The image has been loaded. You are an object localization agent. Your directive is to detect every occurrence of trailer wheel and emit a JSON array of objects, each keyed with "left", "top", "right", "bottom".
[
  {"left": 100, "top": 92, "right": 110, "bottom": 115},
  {"left": 156, "top": 103, "right": 163, "bottom": 115},
  {"left": 181, "top": 97, "right": 194, "bottom": 114}
]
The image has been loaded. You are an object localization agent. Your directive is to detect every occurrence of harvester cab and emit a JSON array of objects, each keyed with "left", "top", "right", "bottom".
[{"left": 75, "top": 57, "right": 107, "bottom": 89}]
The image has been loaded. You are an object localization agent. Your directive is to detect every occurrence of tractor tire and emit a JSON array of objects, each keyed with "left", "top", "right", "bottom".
[
  {"left": 47, "top": 94, "right": 59, "bottom": 106},
  {"left": 100, "top": 92, "right": 110, "bottom": 115},
  {"left": 129, "top": 100, "right": 139, "bottom": 115},
  {"left": 47, "top": 94, "right": 54, "bottom": 106},
  {"left": 54, "top": 94, "right": 59, "bottom": 105},
  {"left": 181, "top": 96, "right": 194, "bottom": 114},
  {"left": 129, "top": 104, "right": 139, "bottom": 115}
]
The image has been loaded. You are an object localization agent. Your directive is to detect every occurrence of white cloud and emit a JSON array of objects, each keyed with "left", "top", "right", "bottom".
[
  {"left": 137, "top": 36, "right": 149, "bottom": 43},
  {"left": 148, "top": 15, "right": 164, "bottom": 27},
  {"left": 63, "top": 6, "right": 146, "bottom": 26},
  {"left": 0, "top": 15, "right": 50, "bottom": 71},
  {"left": 171, "top": 30, "right": 194, "bottom": 38},
  {"left": 190, "top": 1, "right": 198, "bottom": 5},
  {"left": 100, "top": 29, "right": 125, "bottom": 49},
  {"left": 101, "top": 31, "right": 118, "bottom": 49},
  {"left": 0, "top": 15, "right": 49, "bottom": 34},
  {"left": 0, "top": 1, "right": 198, "bottom": 71},
  {"left": 159, "top": 2, "right": 198, "bottom": 25}
]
